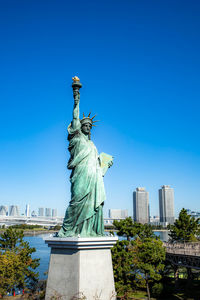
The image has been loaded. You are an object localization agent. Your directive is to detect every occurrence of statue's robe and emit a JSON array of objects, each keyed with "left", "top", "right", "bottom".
[{"left": 58, "top": 122, "right": 106, "bottom": 237}]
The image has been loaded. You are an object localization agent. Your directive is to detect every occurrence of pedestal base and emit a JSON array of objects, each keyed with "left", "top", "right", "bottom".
[{"left": 45, "top": 237, "right": 118, "bottom": 300}]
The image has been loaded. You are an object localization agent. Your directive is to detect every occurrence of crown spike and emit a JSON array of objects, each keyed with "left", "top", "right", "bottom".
[
  {"left": 91, "top": 114, "right": 97, "bottom": 120},
  {"left": 83, "top": 112, "right": 85, "bottom": 118},
  {"left": 88, "top": 112, "right": 91, "bottom": 117},
  {"left": 92, "top": 120, "right": 100, "bottom": 123}
]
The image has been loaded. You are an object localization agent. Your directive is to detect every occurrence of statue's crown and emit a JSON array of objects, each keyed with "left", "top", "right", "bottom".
[{"left": 80, "top": 112, "right": 99, "bottom": 127}]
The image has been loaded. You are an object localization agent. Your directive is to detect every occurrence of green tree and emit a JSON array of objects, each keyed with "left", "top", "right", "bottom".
[
  {"left": 169, "top": 208, "right": 200, "bottom": 242},
  {"left": 0, "top": 250, "right": 19, "bottom": 297},
  {"left": 113, "top": 217, "right": 136, "bottom": 241},
  {"left": 137, "top": 223, "right": 155, "bottom": 240},
  {"left": 112, "top": 239, "right": 140, "bottom": 297},
  {"left": 112, "top": 218, "right": 165, "bottom": 299},
  {"left": 113, "top": 217, "right": 155, "bottom": 241},
  {"left": 0, "top": 227, "right": 40, "bottom": 296},
  {"left": 132, "top": 237, "right": 165, "bottom": 300},
  {"left": 0, "top": 227, "right": 24, "bottom": 249}
]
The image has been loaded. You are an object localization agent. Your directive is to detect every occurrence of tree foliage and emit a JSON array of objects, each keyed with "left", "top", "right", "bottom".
[
  {"left": 112, "top": 218, "right": 166, "bottom": 299},
  {"left": 0, "top": 250, "right": 18, "bottom": 297},
  {"left": 0, "top": 227, "right": 40, "bottom": 297},
  {"left": 169, "top": 208, "right": 200, "bottom": 242},
  {"left": 132, "top": 237, "right": 165, "bottom": 300},
  {"left": 113, "top": 217, "right": 155, "bottom": 241},
  {"left": 112, "top": 240, "right": 137, "bottom": 296},
  {"left": 0, "top": 227, "right": 24, "bottom": 249}
]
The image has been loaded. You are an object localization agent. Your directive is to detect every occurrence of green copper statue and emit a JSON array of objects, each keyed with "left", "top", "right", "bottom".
[{"left": 58, "top": 77, "right": 113, "bottom": 237}]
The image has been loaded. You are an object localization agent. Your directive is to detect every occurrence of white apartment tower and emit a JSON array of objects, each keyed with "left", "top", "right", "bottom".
[
  {"left": 159, "top": 185, "right": 174, "bottom": 225},
  {"left": 133, "top": 187, "right": 149, "bottom": 224},
  {"left": 108, "top": 209, "right": 128, "bottom": 219}
]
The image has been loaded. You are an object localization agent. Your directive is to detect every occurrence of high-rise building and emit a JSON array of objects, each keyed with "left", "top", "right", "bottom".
[
  {"left": 25, "top": 204, "right": 30, "bottom": 217},
  {"left": 109, "top": 209, "right": 128, "bottom": 219},
  {"left": 133, "top": 187, "right": 149, "bottom": 224},
  {"left": 159, "top": 185, "right": 174, "bottom": 224},
  {"left": 9, "top": 205, "right": 20, "bottom": 217},
  {"left": 38, "top": 207, "right": 44, "bottom": 217},
  {"left": 0, "top": 205, "right": 8, "bottom": 216},
  {"left": 52, "top": 208, "right": 58, "bottom": 218},
  {"left": 45, "top": 208, "right": 52, "bottom": 218}
]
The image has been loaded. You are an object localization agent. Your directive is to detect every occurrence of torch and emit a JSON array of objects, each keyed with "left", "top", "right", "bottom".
[{"left": 72, "top": 76, "right": 82, "bottom": 103}]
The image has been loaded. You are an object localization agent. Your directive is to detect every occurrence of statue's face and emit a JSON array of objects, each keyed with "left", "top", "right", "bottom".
[{"left": 81, "top": 123, "right": 92, "bottom": 135}]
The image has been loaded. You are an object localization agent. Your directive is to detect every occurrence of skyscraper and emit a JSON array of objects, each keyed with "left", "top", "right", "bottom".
[
  {"left": 159, "top": 185, "right": 174, "bottom": 224},
  {"left": 38, "top": 207, "right": 44, "bottom": 217},
  {"left": 0, "top": 205, "right": 8, "bottom": 216},
  {"left": 9, "top": 205, "right": 20, "bottom": 217},
  {"left": 133, "top": 187, "right": 149, "bottom": 224},
  {"left": 52, "top": 208, "right": 58, "bottom": 218},
  {"left": 25, "top": 204, "right": 30, "bottom": 217},
  {"left": 45, "top": 208, "right": 52, "bottom": 218}
]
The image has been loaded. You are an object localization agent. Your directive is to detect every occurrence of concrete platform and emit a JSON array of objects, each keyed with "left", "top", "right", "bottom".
[{"left": 45, "top": 237, "right": 118, "bottom": 300}]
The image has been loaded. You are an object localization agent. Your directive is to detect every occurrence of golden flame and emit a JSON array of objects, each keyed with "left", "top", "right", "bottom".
[{"left": 72, "top": 76, "right": 80, "bottom": 82}]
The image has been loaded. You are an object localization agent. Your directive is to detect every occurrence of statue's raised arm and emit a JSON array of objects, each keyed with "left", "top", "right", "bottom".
[{"left": 72, "top": 76, "right": 82, "bottom": 129}]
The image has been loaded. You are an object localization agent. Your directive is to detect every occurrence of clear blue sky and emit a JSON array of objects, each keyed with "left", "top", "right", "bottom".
[{"left": 0, "top": 0, "right": 200, "bottom": 217}]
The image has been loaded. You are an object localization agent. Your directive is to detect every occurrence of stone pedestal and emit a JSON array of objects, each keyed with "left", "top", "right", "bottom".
[{"left": 45, "top": 237, "right": 118, "bottom": 300}]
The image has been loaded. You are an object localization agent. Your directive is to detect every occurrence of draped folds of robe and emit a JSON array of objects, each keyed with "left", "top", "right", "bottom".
[{"left": 58, "top": 121, "right": 106, "bottom": 237}]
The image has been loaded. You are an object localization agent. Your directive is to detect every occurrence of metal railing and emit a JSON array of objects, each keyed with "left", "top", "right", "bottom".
[{"left": 163, "top": 242, "right": 200, "bottom": 256}]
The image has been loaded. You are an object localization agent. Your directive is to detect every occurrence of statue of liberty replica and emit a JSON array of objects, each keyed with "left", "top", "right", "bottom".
[
  {"left": 45, "top": 77, "right": 117, "bottom": 300},
  {"left": 58, "top": 76, "right": 113, "bottom": 237}
]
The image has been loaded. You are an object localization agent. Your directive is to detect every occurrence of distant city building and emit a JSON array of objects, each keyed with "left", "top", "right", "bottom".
[
  {"left": 159, "top": 185, "right": 174, "bottom": 225},
  {"left": 149, "top": 215, "right": 160, "bottom": 226},
  {"left": 45, "top": 208, "right": 52, "bottom": 218},
  {"left": 133, "top": 187, "right": 149, "bottom": 224},
  {"left": 38, "top": 207, "right": 44, "bottom": 217},
  {"left": 186, "top": 209, "right": 200, "bottom": 220},
  {"left": 150, "top": 215, "right": 159, "bottom": 223},
  {"left": 104, "top": 218, "right": 115, "bottom": 226},
  {"left": 52, "top": 209, "right": 58, "bottom": 218},
  {"left": 25, "top": 204, "right": 30, "bottom": 217},
  {"left": 0, "top": 205, "right": 8, "bottom": 216},
  {"left": 108, "top": 209, "right": 128, "bottom": 219},
  {"left": 31, "top": 210, "right": 37, "bottom": 217},
  {"left": 9, "top": 205, "right": 20, "bottom": 217}
]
